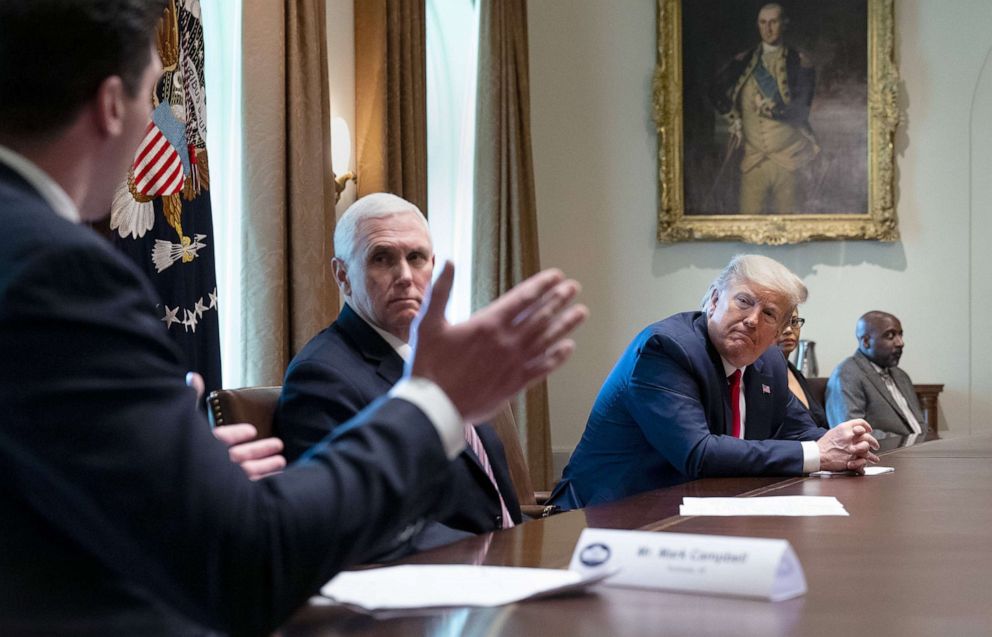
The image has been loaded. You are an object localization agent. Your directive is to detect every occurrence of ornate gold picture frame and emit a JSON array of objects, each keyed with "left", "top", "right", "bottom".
[{"left": 653, "top": 0, "right": 898, "bottom": 244}]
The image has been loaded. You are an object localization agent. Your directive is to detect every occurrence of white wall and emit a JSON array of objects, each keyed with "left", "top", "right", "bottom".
[
  {"left": 527, "top": 0, "right": 992, "bottom": 460},
  {"left": 972, "top": 38, "right": 992, "bottom": 443}
]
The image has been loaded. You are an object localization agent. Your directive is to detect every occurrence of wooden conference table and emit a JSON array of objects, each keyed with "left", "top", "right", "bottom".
[{"left": 285, "top": 434, "right": 992, "bottom": 637}]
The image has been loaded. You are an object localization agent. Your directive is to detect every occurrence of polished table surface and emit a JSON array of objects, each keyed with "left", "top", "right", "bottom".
[{"left": 285, "top": 434, "right": 992, "bottom": 637}]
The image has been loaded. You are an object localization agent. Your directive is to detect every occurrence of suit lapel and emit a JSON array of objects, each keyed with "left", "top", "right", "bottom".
[
  {"left": 336, "top": 304, "right": 405, "bottom": 384},
  {"left": 699, "top": 315, "right": 734, "bottom": 436},
  {"left": 462, "top": 430, "right": 486, "bottom": 474},
  {"left": 854, "top": 352, "right": 907, "bottom": 424},
  {"left": 893, "top": 368, "right": 925, "bottom": 423},
  {"left": 743, "top": 357, "right": 774, "bottom": 440}
]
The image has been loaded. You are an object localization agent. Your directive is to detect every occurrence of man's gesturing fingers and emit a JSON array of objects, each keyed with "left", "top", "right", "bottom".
[
  {"left": 408, "top": 267, "right": 587, "bottom": 423},
  {"left": 490, "top": 269, "right": 567, "bottom": 326},
  {"left": 522, "top": 303, "right": 589, "bottom": 374},
  {"left": 213, "top": 424, "right": 287, "bottom": 480},
  {"left": 410, "top": 260, "right": 454, "bottom": 338},
  {"left": 212, "top": 423, "right": 258, "bottom": 447},
  {"left": 512, "top": 279, "right": 582, "bottom": 347},
  {"left": 228, "top": 438, "right": 286, "bottom": 480}
]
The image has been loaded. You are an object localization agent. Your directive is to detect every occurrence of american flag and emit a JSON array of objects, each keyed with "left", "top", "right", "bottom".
[
  {"left": 132, "top": 120, "right": 185, "bottom": 198},
  {"left": 111, "top": 0, "right": 222, "bottom": 396}
]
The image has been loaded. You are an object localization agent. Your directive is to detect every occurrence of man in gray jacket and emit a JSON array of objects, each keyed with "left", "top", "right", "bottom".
[{"left": 826, "top": 311, "right": 926, "bottom": 437}]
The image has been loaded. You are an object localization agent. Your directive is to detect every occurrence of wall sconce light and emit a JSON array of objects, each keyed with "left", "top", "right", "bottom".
[{"left": 332, "top": 116, "right": 357, "bottom": 203}]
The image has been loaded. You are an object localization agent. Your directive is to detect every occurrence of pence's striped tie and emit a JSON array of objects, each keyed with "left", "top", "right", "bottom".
[{"left": 465, "top": 424, "right": 514, "bottom": 529}]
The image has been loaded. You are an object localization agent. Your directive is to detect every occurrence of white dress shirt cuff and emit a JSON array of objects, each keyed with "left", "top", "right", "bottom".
[
  {"left": 389, "top": 377, "right": 465, "bottom": 460},
  {"left": 800, "top": 440, "right": 820, "bottom": 474}
]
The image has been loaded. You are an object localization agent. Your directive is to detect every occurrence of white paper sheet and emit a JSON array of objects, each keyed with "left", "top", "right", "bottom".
[
  {"left": 809, "top": 466, "right": 895, "bottom": 478},
  {"left": 319, "top": 565, "right": 609, "bottom": 611},
  {"left": 679, "top": 496, "right": 849, "bottom": 516}
]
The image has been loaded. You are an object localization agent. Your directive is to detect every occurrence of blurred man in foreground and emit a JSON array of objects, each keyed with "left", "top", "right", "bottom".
[{"left": 0, "top": 2, "right": 586, "bottom": 634}]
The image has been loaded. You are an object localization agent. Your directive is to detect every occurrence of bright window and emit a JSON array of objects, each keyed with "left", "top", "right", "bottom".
[
  {"left": 427, "top": 0, "right": 480, "bottom": 323},
  {"left": 202, "top": 0, "right": 244, "bottom": 387}
]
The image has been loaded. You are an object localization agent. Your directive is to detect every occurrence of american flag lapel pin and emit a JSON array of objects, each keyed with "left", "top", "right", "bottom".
[{"left": 762, "top": 384, "right": 771, "bottom": 394}]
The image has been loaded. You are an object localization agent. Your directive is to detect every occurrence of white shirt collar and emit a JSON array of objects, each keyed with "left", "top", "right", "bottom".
[
  {"left": 0, "top": 144, "right": 80, "bottom": 223},
  {"left": 868, "top": 359, "right": 887, "bottom": 374},
  {"left": 348, "top": 301, "right": 412, "bottom": 361},
  {"left": 762, "top": 42, "right": 783, "bottom": 55},
  {"left": 721, "top": 358, "right": 747, "bottom": 379}
]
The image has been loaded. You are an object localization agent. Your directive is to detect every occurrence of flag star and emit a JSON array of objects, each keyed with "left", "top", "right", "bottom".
[
  {"left": 161, "top": 305, "right": 180, "bottom": 329},
  {"left": 183, "top": 308, "right": 199, "bottom": 333},
  {"left": 208, "top": 288, "right": 218, "bottom": 309},
  {"left": 194, "top": 298, "right": 207, "bottom": 319}
]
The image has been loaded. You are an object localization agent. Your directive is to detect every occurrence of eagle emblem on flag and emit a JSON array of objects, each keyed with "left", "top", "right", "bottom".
[
  {"left": 110, "top": 0, "right": 210, "bottom": 256},
  {"left": 134, "top": 102, "right": 187, "bottom": 199},
  {"left": 109, "top": 0, "right": 223, "bottom": 394}
]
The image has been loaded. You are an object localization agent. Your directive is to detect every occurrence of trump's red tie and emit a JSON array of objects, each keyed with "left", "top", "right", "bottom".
[{"left": 728, "top": 369, "right": 742, "bottom": 439}]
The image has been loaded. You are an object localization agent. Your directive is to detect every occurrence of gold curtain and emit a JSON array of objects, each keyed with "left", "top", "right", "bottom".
[
  {"left": 240, "top": 0, "right": 338, "bottom": 386},
  {"left": 354, "top": 0, "right": 428, "bottom": 215},
  {"left": 472, "top": 0, "right": 552, "bottom": 489}
]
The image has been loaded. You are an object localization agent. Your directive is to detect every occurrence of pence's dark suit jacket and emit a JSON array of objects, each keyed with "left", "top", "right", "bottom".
[
  {"left": 551, "top": 312, "right": 822, "bottom": 509},
  {"left": 275, "top": 304, "right": 522, "bottom": 557},
  {"left": 0, "top": 163, "right": 451, "bottom": 636}
]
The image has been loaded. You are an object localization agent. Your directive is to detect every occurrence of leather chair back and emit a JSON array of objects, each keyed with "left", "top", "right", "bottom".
[
  {"left": 206, "top": 386, "right": 282, "bottom": 439},
  {"left": 490, "top": 404, "right": 536, "bottom": 506},
  {"left": 806, "top": 377, "right": 828, "bottom": 410},
  {"left": 490, "top": 403, "right": 559, "bottom": 516}
]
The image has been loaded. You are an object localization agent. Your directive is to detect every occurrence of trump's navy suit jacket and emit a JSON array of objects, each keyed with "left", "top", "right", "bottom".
[
  {"left": 0, "top": 162, "right": 452, "bottom": 635},
  {"left": 275, "top": 303, "right": 522, "bottom": 553},
  {"left": 551, "top": 312, "right": 822, "bottom": 509}
]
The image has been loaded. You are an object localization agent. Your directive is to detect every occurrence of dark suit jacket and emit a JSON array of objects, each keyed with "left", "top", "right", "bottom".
[
  {"left": 787, "top": 360, "right": 829, "bottom": 429},
  {"left": 825, "top": 350, "right": 925, "bottom": 436},
  {"left": 275, "top": 303, "right": 522, "bottom": 555},
  {"left": 550, "top": 312, "right": 822, "bottom": 509},
  {"left": 0, "top": 163, "right": 452, "bottom": 636}
]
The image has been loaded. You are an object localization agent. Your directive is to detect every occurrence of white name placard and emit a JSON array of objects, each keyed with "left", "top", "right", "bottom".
[{"left": 568, "top": 528, "right": 806, "bottom": 602}]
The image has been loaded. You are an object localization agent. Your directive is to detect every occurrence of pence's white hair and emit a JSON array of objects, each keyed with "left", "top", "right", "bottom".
[{"left": 334, "top": 193, "right": 431, "bottom": 266}]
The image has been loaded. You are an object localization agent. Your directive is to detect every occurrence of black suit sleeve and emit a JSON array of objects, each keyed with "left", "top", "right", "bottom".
[{"left": 0, "top": 242, "right": 451, "bottom": 635}]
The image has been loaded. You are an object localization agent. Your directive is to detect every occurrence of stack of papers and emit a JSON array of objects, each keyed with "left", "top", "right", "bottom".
[
  {"left": 679, "top": 496, "right": 849, "bottom": 516},
  {"left": 320, "top": 565, "right": 609, "bottom": 612}
]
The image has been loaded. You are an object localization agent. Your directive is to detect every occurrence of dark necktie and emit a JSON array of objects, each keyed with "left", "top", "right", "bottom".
[{"left": 728, "top": 369, "right": 743, "bottom": 439}]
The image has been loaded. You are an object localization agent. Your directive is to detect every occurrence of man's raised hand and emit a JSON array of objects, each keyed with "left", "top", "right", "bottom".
[{"left": 408, "top": 262, "right": 587, "bottom": 423}]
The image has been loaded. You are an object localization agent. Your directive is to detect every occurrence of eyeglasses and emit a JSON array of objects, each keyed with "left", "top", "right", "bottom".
[{"left": 789, "top": 317, "right": 806, "bottom": 328}]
